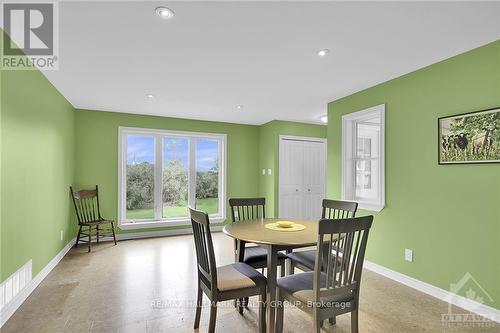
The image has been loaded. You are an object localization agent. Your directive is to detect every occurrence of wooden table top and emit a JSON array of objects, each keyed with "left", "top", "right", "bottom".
[{"left": 222, "top": 218, "right": 318, "bottom": 246}]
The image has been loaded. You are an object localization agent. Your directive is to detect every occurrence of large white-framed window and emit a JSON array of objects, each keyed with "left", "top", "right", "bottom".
[
  {"left": 118, "top": 127, "right": 226, "bottom": 229},
  {"left": 342, "top": 104, "right": 385, "bottom": 211}
]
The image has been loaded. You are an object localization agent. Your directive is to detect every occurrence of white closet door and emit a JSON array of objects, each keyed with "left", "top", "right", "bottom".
[
  {"left": 279, "top": 137, "right": 326, "bottom": 220},
  {"left": 302, "top": 141, "right": 326, "bottom": 220},
  {"left": 279, "top": 140, "right": 304, "bottom": 219}
]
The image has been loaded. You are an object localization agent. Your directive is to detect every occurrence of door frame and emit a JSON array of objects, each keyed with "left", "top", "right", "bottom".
[{"left": 278, "top": 135, "right": 328, "bottom": 218}]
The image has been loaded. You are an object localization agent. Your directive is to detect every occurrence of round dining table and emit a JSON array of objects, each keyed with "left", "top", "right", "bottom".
[{"left": 223, "top": 218, "right": 319, "bottom": 333}]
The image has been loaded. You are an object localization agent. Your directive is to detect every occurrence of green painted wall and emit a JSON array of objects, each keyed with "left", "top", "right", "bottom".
[
  {"left": 327, "top": 41, "right": 500, "bottom": 309},
  {"left": 259, "top": 120, "right": 327, "bottom": 217},
  {"left": 1, "top": 62, "right": 76, "bottom": 281},
  {"left": 74, "top": 109, "right": 262, "bottom": 233}
]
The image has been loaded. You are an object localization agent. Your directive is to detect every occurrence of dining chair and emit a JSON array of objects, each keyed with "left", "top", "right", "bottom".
[
  {"left": 229, "top": 198, "right": 287, "bottom": 275},
  {"left": 287, "top": 199, "right": 358, "bottom": 274},
  {"left": 70, "top": 185, "right": 117, "bottom": 252},
  {"left": 189, "top": 207, "right": 267, "bottom": 333},
  {"left": 229, "top": 198, "right": 287, "bottom": 313},
  {"left": 276, "top": 215, "right": 373, "bottom": 333}
]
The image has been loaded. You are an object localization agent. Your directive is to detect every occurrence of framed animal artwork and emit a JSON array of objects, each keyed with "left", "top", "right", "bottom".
[{"left": 438, "top": 107, "right": 500, "bottom": 164}]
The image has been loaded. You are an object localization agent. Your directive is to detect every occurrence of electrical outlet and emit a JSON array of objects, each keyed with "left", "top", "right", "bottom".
[
  {"left": 267, "top": 169, "right": 272, "bottom": 175},
  {"left": 405, "top": 248, "right": 413, "bottom": 262},
  {"left": 60, "top": 230, "right": 64, "bottom": 241},
  {"left": 262, "top": 169, "right": 266, "bottom": 175}
]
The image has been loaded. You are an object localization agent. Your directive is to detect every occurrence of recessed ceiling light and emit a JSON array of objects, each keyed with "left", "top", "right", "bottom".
[
  {"left": 146, "top": 94, "right": 154, "bottom": 98},
  {"left": 155, "top": 7, "right": 174, "bottom": 19},
  {"left": 236, "top": 105, "right": 243, "bottom": 110},
  {"left": 320, "top": 115, "right": 328, "bottom": 123},
  {"left": 317, "top": 49, "right": 330, "bottom": 57}
]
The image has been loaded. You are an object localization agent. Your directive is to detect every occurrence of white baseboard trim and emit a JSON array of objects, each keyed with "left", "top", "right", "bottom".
[
  {"left": 364, "top": 260, "right": 500, "bottom": 324},
  {"left": 96, "top": 225, "right": 224, "bottom": 242},
  {"left": 0, "top": 238, "right": 76, "bottom": 327}
]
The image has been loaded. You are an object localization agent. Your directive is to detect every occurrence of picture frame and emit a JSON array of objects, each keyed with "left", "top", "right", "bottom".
[{"left": 438, "top": 107, "right": 500, "bottom": 164}]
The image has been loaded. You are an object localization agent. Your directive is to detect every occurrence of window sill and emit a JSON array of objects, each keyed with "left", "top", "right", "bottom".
[
  {"left": 358, "top": 202, "right": 385, "bottom": 212},
  {"left": 119, "top": 216, "right": 226, "bottom": 230}
]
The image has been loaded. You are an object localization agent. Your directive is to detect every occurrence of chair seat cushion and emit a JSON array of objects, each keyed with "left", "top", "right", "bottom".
[
  {"left": 217, "top": 262, "right": 266, "bottom": 292},
  {"left": 277, "top": 272, "right": 354, "bottom": 307},
  {"left": 287, "top": 250, "right": 316, "bottom": 270},
  {"left": 243, "top": 246, "right": 287, "bottom": 265},
  {"left": 81, "top": 219, "right": 114, "bottom": 226}
]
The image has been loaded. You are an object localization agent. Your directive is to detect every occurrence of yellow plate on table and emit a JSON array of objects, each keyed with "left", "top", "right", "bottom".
[{"left": 265, "top": 221, "right": 306, "bottom": 232}]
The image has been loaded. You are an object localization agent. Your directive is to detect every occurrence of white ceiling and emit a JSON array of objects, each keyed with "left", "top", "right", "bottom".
[{"left": 43, "top": 1, "right": 500, "bottom": 125}]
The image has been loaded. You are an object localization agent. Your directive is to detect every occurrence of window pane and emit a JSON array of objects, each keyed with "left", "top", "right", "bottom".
[
  {"left": 195, "top": 139, "right": 219, "bottom": 215},
  {"left": 355, "top": 122, "right": 380, "bottom": 202},
  {"left": 356, "top": 123, "right": 379, "bottom": 158},
  {"left": 126, "top": 135, "right": 155, "bottom": 220},
  {"left": 163, "top": 138, "right": 189, "bottom": 218},
  {"left": 355, "top": 158, "right": 378, "bottom": 201},
  {"left": 356, "top": 137, "right": 372, "bottom": 158},
  {"left": 356, "top": 160, "right": 372, "bottom": 190}
]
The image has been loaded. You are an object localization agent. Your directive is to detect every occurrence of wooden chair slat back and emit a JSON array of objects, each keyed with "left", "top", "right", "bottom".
[
  {"left": 229, "top": 197, "right": 266, "bottom": 222},
  {"left": 189, "top": 207, "right": 218, "bottom": 291},
  {"left": 314, "top": 216, "right": 373, "bottom": 301},
  {"left": 321, "top": 199, "right": 358, "bottom": 219},
  {"left": 70, "top": 186, "right": 101, "bottom": 224}
]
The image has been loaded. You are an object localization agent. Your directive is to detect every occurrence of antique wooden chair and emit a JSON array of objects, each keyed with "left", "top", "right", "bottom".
[
  {"left": 287, "top": 199, "right": 358, "bottom": 273},
  {"left": 70, "top": 185, "right": 117, "bottom": 252},
  {"left": 276, "top": 215, "right": 374, "bottom": 333},
  {"left": 189, "top": 207, "right": 267, "bottom": 333}
]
